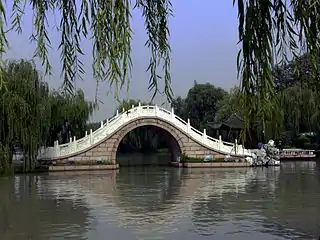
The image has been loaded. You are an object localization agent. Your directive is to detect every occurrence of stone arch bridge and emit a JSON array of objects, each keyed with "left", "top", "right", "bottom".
[{"left": 38, "top": 104, "right": 252, "bottom": 164}]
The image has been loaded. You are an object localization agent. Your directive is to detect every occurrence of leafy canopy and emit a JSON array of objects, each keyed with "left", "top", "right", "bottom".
[
  {"left": 1, "top": 0, "right": 172, "bottom": 102},
  {"left": 1, "top": 0, "right": 320, "bottom": 136},
  {"left": 0, "top": 59, "right": 94, "bottom": 172}
]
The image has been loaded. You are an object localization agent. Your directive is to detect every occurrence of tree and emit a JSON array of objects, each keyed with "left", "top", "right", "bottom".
[
  {"left": 0, "top": 59, "right": 95, "bottom": 174},
  {"left": 274, "top": 53, "right": 320, "bottom": 92},
  {"left": 47, "top": 89, "right": 95, "bottom": 145},
  {"left": 185, "top": 82, "right": 227, "bottom": 130},
  {"left": 171, "top": 82, "right": 227, "bottom": 131},
  {"left": 214, "top": 86, "right": 242, "bottom": 123},
  {"left": 1, "top": 0, "right": 173, "bottom": 102},
  {"left": 271, "top": 53, "right": 320, "bottom": 145},
  {"left": 0, "top": 60, "right": 52, "bottom": 172},
  {"left": 1, "top": 0, "right": 319, "bottom": 140},
  {"left": 171, "top": 96, "right": 187, "bottom": 120}
]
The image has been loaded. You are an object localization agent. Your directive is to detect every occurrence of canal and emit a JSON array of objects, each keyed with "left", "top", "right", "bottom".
[{"left": 0, "top": 161, "right": 319, "bottom": 239}]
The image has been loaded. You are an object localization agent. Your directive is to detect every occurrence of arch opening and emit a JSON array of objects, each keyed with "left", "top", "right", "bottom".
[{"left": 115, "top": 125, "right": 182, "bottom": 167}]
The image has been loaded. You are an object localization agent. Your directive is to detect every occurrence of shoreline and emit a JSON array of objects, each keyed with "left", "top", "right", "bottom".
[
  {"left": 170, "top": 162, "right": 252, "bottom": 168},
  {"left": 6, "top": 159, "right": 318, "bottom": 175}
]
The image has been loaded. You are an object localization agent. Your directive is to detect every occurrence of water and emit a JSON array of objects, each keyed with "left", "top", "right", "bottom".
[{"left": 0, "top": 161, "right": 320, "bottom": 239}]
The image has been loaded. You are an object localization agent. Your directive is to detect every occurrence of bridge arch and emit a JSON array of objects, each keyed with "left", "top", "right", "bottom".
[
  {"left": 110, "top": 117, "right": 185, "bottom": 163},
  {"left": 39, "top": 105, "right": 251, "bottom": 164}
]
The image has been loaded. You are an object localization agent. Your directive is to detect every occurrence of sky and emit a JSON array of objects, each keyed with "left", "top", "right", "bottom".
[{"left": 5, "top": 0, "right": 241, "bottom": 122}]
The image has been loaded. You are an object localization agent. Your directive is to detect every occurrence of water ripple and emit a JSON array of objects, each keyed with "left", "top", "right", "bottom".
[{"left": 0, "top": 163, "right": 319, "bottom": 239}]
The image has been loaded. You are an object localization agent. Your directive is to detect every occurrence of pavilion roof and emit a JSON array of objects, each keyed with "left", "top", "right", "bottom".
[{"left": 208, "top": 113, "right": 244, "bottom": 129}]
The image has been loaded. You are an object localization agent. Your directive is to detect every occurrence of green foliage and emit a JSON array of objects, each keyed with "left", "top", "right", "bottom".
[
  {"left": 235, "top": 0, "right": 320, "bottom": 141},
  {"left": 180, "top": 154, "right": 225, "bottom": 163},
  {"left": 214, "top": 86, "right": 243, "bottom": 123},
  {"left": 86, "top": 122, "right": 100, "bottom": 132},
  {"left": 294, "top": 135, "right": 311, "bottom": 149},
  {"left": 272, "top": 53, "right": 320, "bottom": 145},
  {"left": 1, "top": 0, "right": 320, "bottom": 143},
  {"left": 171, "top": 82, "right": 227, "bottom": 131},
  {"left": 47, "top": 159, "right": 113, "bottom": 166},
  {"left": 47, "top": 89, "right": 95, "bottom": 144},
  {"left": 0, "top": 59, "right": 94, "bottom": 173},
  {"left": 186, "top": 81, "right": 227, "bottom": 130},
  {"left": 1, "top": 0, "right": 173, "bottom": 104}
]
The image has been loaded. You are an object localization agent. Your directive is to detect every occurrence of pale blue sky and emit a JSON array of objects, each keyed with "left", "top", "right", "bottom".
[{"left": 5, "top": 1, "right": 240, "bottom": 122}]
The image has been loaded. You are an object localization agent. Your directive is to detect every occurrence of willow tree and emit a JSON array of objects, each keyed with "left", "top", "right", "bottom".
[
  {"left": 1, "top": 0, "right": 320, "bottom": 140},
  {"left": 0, "top": 60, "right": 52, "bottom": 172},
  {"left": 0, "top": 59, "right": 95, "bottom": 173},
  {"left": 47, "top": 89, "right": 95, "bottom": 145},
  {"left": 214, "top": 86, "right": 243, "bottom": 123}
]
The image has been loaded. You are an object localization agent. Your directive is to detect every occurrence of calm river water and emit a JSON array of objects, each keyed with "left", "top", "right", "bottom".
[{"left": 0, "top": 161, "right": 320, "bottom": 239}]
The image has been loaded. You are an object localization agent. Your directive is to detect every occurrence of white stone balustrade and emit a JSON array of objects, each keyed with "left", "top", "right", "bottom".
[{"left": 38, "top": 104, "right": 252, "bottom": 159}]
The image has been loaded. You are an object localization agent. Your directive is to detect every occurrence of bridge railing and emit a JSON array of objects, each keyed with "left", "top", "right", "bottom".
[{"left": 38, "top": 104, "right": 252, "bottom": 159}]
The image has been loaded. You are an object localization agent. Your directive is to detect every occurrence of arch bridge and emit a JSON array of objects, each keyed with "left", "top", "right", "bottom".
[{"left": 38, "top": 104, "right": 252, "bottom": 164}]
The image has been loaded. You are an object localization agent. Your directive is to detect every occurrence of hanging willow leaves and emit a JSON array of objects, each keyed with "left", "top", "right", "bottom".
[
  {"left": 234, "top": 0, "right": 320, "bottom": 140},
  {"left": 0, "top": 59, "right": 95, "bottom": 173},
  {"left": 1, "top": 0, "right": 320, "bottom": 140},
  {"left": 1, "top": 0, "right": 173, "bottom": 103}
]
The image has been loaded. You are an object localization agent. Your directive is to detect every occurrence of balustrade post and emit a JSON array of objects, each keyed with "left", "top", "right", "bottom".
[
  {"left": 54, "top": 140, "right": 59, "bottom": 156},
  {"left": 100, "top": 121, "right": 103, "bottom": 128},
  {"left": 116, "top": 110, "right": 119, "bottom": 117},
  {"left": 218, "top": 135, "right": 222, "bottom": 150},
  {"left": 138, "top": 102, "right": 141, "bottom": 113},
  {"left": 155, "top": 105, "right": 158, "bottom": 116},
  {"left": 171, "top": 108, "right": 174, "bottom": 121},
  {"left": 73, "top": 136, "right": 77, "bottom": 151},
  {"left": 90, "top": 129, "right": 93, "bottom": 144},
  {"left": 187, "top": 119, "right": 191, "bottom": 134},
  {"left": 106, "top": 119, "right": 109, "bottom": 125},
  {"left": 235, "top": 139, "right": 238, "bottom": 154},
  {"left": 203, "top": 129, "right": 207, "bottom": 141},
  {"left": 122, "top": 108, "right": 125, "bottom": 112},
  {"left": 132, "top": 105, "right": 134, "bottom": 109},
  {"left": 85, "top": 131, "right": 87, "bottom": 137},
  {"left": 68, "top": 137, "right": 72, "bottom": 153}
]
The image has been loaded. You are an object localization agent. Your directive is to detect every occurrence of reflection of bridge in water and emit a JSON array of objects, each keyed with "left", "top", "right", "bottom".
[
  {"left": 0, "top": 175, "right": 90, "bottom": 239},
  {"left": 44, "top": 168, "right": 281, "bottom": 232}
]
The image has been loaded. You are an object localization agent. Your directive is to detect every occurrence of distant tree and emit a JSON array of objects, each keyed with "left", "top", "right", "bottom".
[
  {"left": 171, "top": 96, "right": 187, "bottom": 120},
  {"left": 188, "top": 82, "right": 227, "bottom": 129},
  {"left": 47, "top": 89, "right": 95, "bottom": 145},
  {"left": 86, "top": 122, "right": 100, "bottom": 132},
  {"left": 2, "top": 0, "right": 320, "bottom": 142},
  {"left": 171, "top": 82, "right": 227, "bottom": 131},
  {"left": 214, "top": 86, "right": 243, "bottom": 123}
]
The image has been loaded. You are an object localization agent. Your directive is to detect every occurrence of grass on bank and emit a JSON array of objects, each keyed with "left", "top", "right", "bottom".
[
  {"left": 180, "top": 154, "right": 230, "bottom": 163},
  {"left": 43, "top": 159, "right": 113, "bottom": 166}
]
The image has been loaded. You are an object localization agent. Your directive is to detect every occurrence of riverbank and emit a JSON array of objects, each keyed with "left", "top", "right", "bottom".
[
  {"left": 170, "top": 162, "right": 251, "bottom": 168},
  {"left": 48, "top": 164, "right": 119, "bottom": 172}
]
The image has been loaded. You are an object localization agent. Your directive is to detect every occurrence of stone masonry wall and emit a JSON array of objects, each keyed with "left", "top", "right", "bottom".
[{"left": 58, "top": 117, "right": 227, "bottom": 164}]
